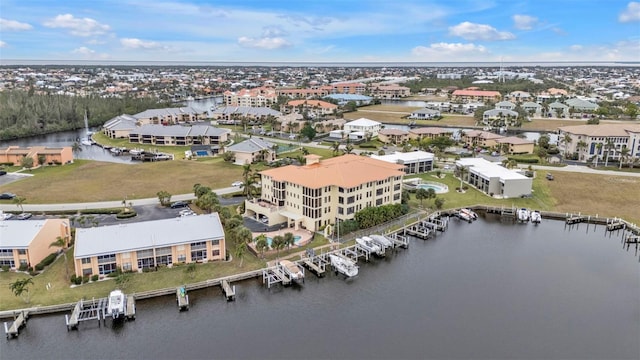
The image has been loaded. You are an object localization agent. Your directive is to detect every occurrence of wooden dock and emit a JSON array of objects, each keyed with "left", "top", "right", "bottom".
[
  {"left": 65, "top": 298, "right": 107, "bottom": 331},
  {"left": 625, "top": 235, "right": 639, "bottom": 244},
  {"left": 124, "top": 295, "right": 136, "bottom": 321},
  {"left": 176, "top": 287, "right": 189, "bottom": 311},
  {"left": 606, "top": 219, "right": 625, "bottom": 231},
  {"left": 300, "top": 255, "right": 326, "bottom": 277},
  {"left": 221, "top": 280, "right": 236, "bottom": 301},
  {"left": 566, "top": 215, "right": 586, "bottom": 225},
  {"left": 3, "top": 310, "right": 29, "bottom": 339},
  {"left": 405, "top": 223, "right": 432, "bottom": 239}
]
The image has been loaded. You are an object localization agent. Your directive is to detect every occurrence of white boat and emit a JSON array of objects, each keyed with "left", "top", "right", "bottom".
[
  {"left": 110, "top": 147, "right": 122, "bottom": 154},
  {"left": 460, "top": 208, "right": 478, "bottom": 220},
  {"left": 457, "top": 210, "right": 472, "bottom": 222},
  {"left": 517, "top": 208, "right": 530, "bottom": 222},
  {"left": 80, "top": 138, "right": 92, "bottom": 146},
  {"left": 369, "top": 234, "right": 393, "bottom": 250},
  {"left": 129, "top": 148, "right": 145, "bottom": 156},
  {"left": 530, "top": 210, "right": 542, "bottom": 224},
  {"left": 279, "top": 260, "right": 304, "bottom": 281},
  {"left": 356, "top": 237, "right": 383, "bottom": 256},
  {"left": 107, "top": 289, "right": 126, "bottom": 320},
  {"left": 329, "top": 254, "right": 358, "bottom": 277}
]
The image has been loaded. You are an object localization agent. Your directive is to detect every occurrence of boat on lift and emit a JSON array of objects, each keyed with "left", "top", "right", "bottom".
[
  {"left": 356, "top": 237, "right": 384, "bottom": 256},
  {"left": 107, "top": 289, "right": 126, "bottom": 320},
  {"left": 329, "top": 254, "right": 358, "bottom": 277},
  {"left": 517, "top": 208, "right": 530, "bottom": 222},
  {"left": 530, "top": 210, "right": 542, "bottom": 224},
  {"left": 368, "top": 234, "right": 393, "bottom": 251},
  {"left": 279, "top": 260, "right": 305, "bottom": 281}
]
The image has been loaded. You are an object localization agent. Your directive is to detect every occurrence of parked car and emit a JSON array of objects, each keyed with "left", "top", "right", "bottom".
[
  {"left": 1, "top": 213, "right": 13, "bottom": 220},
  {"left": 546, "top": 173, "right": 554, "bottom": 181},
  {"left": 0, "top": 192, "right": 16, "bottom": 199},
  {"left": 170, "top": 201, "right": 188, "bottom": 209},
  {"left": 0, "top": 170, "right": 7, "bottom": 176},
  {"left": 16, "top": 213, "right": 32, "bottom": 220},
  {"left": 231, "top": 181, "right": 243, "bottom": 187}
]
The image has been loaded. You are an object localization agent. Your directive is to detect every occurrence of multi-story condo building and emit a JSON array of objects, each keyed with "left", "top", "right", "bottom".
[
  {"left": 128, "top": 124, "right": 229, "bottom": 147},
  {"left": 276, "top": 87, "right": 332, "bottom": 99},
  {"left": 451, "top": 89, "right": 502, "bottom": 104},
  {"left": 0, "top": 219, "right": 71, "bottom": 270},
  {"left": 74, "top": 214, "right": 225, "bottom": 277},
  {"left": 244, "top": 154, "right": 405, "bottom": 231},
  {"left": 134, "top": 107, "right": 205, "bottom": 125},
  {"left": 330, "top": 82, "right": 366, "bottom": 95},
  {"left": 456, "top": 158, "right": 532, "bottom": 198},
  {"left": 224, "top": 87, "right": 277, "bottom": 107},
  {"left": 285, "top": 99, "right": 338, "bottom": 118},
  {"left": 369, "top": 85, "right": 411, "bottom": 99},
  {"left": 558, "top": 124, "right": 640, "bottom": 163}
]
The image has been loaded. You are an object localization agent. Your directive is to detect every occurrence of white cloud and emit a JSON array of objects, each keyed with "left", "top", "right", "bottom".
[
  {"left": 43, "top": 14, "right": 110, "bottom": 37},
  {"left": 569, "top": 44, "right": 583, "bottom": 51},
  {"left": 512, "top": 15, "right": 538, "bottom": 30},
  {"left": 120, "top": 38, "right": 163, "bottom": 50},
  {"left": 619, "top": 2, "right": 640, "bottom": 22},
  {"left": 411, "top": 42, "right": 488, "bottom": 61},
  {"left": 237, "top": 36, "right": 291, "bottom": 50},
  {"left": 449, "top": 21, "right": 515, "bottom": 41},
  {"left": 72, "top": 47, "right": 95, "bottom": 55},
  {"left": 86, "top": 39, "right": 107, "bottom": 45},
  {"left": 0, "top": 18, "right": 33, "bottom": 31},
  {"left": 0, "top": 41, "right": 6, "bottom": 48}
]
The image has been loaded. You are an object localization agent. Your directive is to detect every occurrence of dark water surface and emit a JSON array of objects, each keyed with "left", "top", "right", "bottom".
[{"left": 1, "top": 217, "right": 638, "bottom": 359}]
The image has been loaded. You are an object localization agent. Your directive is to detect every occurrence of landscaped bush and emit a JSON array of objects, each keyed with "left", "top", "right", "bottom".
[
  {"left": 116, "top": 210, "right": 137, "bottom": 219},
  {"left": 36, "top": 252, "right": 58, "bottom": 269},
  {"left": 35, "top": 263, "right": 44, "bottom": 271},
  {"left": 82, "top": 275, "right": 90, "bottom": 283},
  {"left": 91, "top": 274, "right": 99, "bottom": 282},
  {"left": 18, "top": 264, "right": 28, "bottom": 271},
  {"left": 1, "top": 265, "right": 9, "bottom": 272},
  {"left": 358, "top": 144, "right": 377, "bottom": 149},
  {"left": 508, "top": 157, "right": 539, "bottom": 164}
]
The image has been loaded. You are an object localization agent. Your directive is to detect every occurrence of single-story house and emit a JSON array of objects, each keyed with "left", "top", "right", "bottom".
[
  {"left": 409, "top": 108, "right": 441, "bottom": 120},
  {"left": 73, "top": 214, "right": 226, "bottom": 277},
  {"left": 226, "top": 137, "right": 276, "bottom": 165}
]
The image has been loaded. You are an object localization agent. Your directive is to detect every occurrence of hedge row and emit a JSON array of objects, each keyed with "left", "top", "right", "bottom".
[{"left": 35, "top": 252, "right": 58, "bottom": 271}]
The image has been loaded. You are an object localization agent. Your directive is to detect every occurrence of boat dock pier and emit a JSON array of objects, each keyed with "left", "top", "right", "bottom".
[
  {"left": 262, "top": 263, "right": 292, "bottom": 288},
  {"left": 125, "top": 295, "right": 136, "bottom": 321},
  {"left": 566, "top": 214, "right": 586, "bottom": 225},
  {"left": 606, "top": 218, "right": 626, "bottom": 232},
  {"left": 405, "top": 223, "right": 433, "bottom": 239},
  {"left": 65, "top": 298, "right": 107, "bottom": 331},
  {"left": 221, "top": 280, "right": 236, "bottom": 301},
  {"left": 3, "top": 310, "right": 29, "bottom": 339},
  {"left": 176, "top": 287, "right": 189, "bottom": 311},
  {"left": 625, "top": 235, "right": 639, "bottom": 244},
  {"left": 300, "top": 248, "right": 326, "bottom": 277}
]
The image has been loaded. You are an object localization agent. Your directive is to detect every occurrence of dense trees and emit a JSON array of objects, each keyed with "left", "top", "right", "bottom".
[{"left": 0, "top": 91, "right": 168, "bottom": 140}]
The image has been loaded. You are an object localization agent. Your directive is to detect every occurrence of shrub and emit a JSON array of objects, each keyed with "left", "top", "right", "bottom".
[
  {"left": 35, "top": 263, "right": 44, "bottom": 271},
  {"left": 70, "top": 274, "right": 77, "bottom": 283},
  {"left": 18, "top": 263, "right": 28, "bottom": 271},
  {"left": 27, "top": 266, "right": 33, "bottom": 272},
  {"left": 82, "top": 275, "right": 90, "bottom": 283},
  {"left": 29, "top": 270, "right": 39, "bottom": 277},
  {"left": 116, "top": 210, "right": 137, "bottom": 219},
  {"left": 1, "top": 265, "right": 9, "bottom": 272},
  {"left": 35, "top": 252, "right": 58, "bottom": 271},
  {"left": 74, "top": 276, "right": 83, "bottom": 285},
  {"left": 91, "top": 274, "right": 99, "bottom": 282}
]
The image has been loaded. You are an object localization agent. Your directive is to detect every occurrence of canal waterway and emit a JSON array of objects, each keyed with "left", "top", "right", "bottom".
[{"left": 1, "top": 217, "right": 638, "bottom": 359}]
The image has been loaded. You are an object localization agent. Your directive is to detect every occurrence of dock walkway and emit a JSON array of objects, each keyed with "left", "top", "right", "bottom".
[
  {"left": 176, "top": 287, "right": 189, "bottom": 311},
  {"left": 221, "top": 280, "right": 236, "bottom": 301},
  {"left": 65, "top": 298, "right": 107, "bottom": 330},
  {"left": 4, "top": 310, "right": 29, "bottom": 339}
]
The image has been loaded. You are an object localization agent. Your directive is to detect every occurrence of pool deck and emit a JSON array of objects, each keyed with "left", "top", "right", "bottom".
[{"left": 249, "top": 228, "right": 315, "bottom": 255}]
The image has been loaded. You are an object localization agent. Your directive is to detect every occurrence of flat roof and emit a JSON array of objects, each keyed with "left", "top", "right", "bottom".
[
  {"left": 456, "top": 158, "right": 528, "bottom": 181},
  {"left": 371, "top": 151, "right": 434, "bottom": 163},
  {"left": 74, "top": 214, "right": 224, "bottom": 258},
  {"left": 0, "top": 220, "right": 48, "bottom": 248}
]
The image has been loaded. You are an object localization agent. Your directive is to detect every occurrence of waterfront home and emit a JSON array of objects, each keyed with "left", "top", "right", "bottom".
[
  {"left": 330, "top": 82, "right": 366, "bottom": 95},
  {"left": 377, "top": 129, "right": 410, "bottom": 145},
  {"left": 371, "top": 151, "right": 434, "bottom": 174},
  {"left": 522, "top": 102, "right": 543, "bottom": 116},
  {"left": 276, "top": 87, "right": 331, "bottom": 99},
  {"left": 408, "top": 108, "right": 441, "bottom": 120},
  {"left": 0, "top": 146, "right": 73, "bottom": 166},
  {"left": 245, "top": 154, "right": 404, "bottom": 231},
  {"left": 451, "top": 89, "right": 502, "bottom": 104},
  {"left": 0, "top": 219, "right": 70, "bottom": 270},
  {"left": 128, "top": 124, "right": 229, "bottom": 148},
  {"left": 408, "top": 127, "right": 454, "bottom": 141},
  {"left": 369, "top": 85, "right": 411, "bottom": 99},
  {"left": 462, "top": 130, "right": 505, "bottom": 149},
  {"left": 558, "top": 124, "right": 640, "bottom": 162},
  {"left": 565, "top": 98, "right": 599, "bottom": 112},
  {"left": 103, "top": 114, "right": 138, "bottom": 139},
  {"left": 548, "top": 102, "right": 570, "bottom": 118},
  {"left": 226, "top": 138, "right": 276, "bottom": 165},
  {"left": 455, "top": 158, "right": 532, "bottom": 198},
  {"left": 323, "top": 94, "right": 372, "bottom": 106},
  {"left": 134, "top": 107, "right": 205, "bottom": 125},
  {"left": 285, "top": 99, "right": 337, "bottom": 118},
  {"left": 482, "top": 109, "right": 520, "bottom": 126},
  {"left": 73, "top": 214, "right": 225, "bottom": 277},
  {"left": 495, "top": 101, "right": 517, "bottom": 111},
  {"left": 224, "top": 87, "right": 277, "bottom": 107},
  {"left": 343, "top": 118, "right": 382, "bottom": 138}
]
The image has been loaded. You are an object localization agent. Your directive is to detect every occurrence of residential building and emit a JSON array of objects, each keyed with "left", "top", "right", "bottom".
[
  {"left": 371, "top": 151, "right": 434, "bottom": 174},
  {"left": 495, "top": 101, "right": 516, "bottom": 111},
  {"left": 495, "top": 137, "right": 535, "bottom": 154},
  {"left": 0, "top": 219, "right": 71, "bottom": 269},
  {"left": 565, "top": 98, "right": 599, "bottom": 112},
  {"left": 330, "top": 82, "right": 366, "bottom": 95},
  {"left": 285, "top": 99, "right": 337, "bottom": 118},
  {"left": 548, "top": 102, "right": 570, "bottom": 118},
  {"left": 343, "top": 118, "right": 382, "bottom": 137},
  {"left": 462, "top": 130, "right": 505, "bottom": 148},
  {"left": 276, "top": 87, "right": 331, "bottom": 99},
  {"left": 73, "top": 214, "right": 226, "bottom": 277},
  {"left": 482, "top": 109, "right": 520, "bottom": 126},
  {"left": 409, "top": 108, "right": 441, "bottom": 119},
  {"left": 369, "top": 85, "right": 411, "bottom": 99},
  {"left": 210, "top": 106, "right": 281, "bottom": 122},
  {"left": 0, "top": 146, "right": 73, "bottom": 166},
  {"left": 451, "top": 89, "right": 502, "bottom": 103},
  {"left": 408, "top": 127, "right": 454, "bottom": 141},
  {"left": 436, "top": 73, "right": 462, "bottom": 80},
  {"left": 522, "top": 102, "right": 543, "bottom": 116},
  {"left": 224, "top": 87, "right": 277, "bottom": 107},
  {"left": 507, "top": 91, "right": 532, "bottom": 102},
  {"left": 377, "top": 129, "right": 410, "bottom": 145},
  {"left": 558, "top": 124, "right": 640, "bottom": 162},
  {"left": 128, "top": 124, "right": 229, "bottom": 148},
  {"left": 323, "top": 94, "right": 372, "bottom": 106},
  {"left": 103, "top": 114, "right": 138, "bottom": 139},
  {"left": 245, "top": 154, "right": 405, "bottom": 231},
  {"left": 134, "top": 107, "right": 205, "bottom": 125},
  {"left": 455, "top": 158, "right": 532, "bottom": 198},
  {"left": 226, "top": 138, "right": 276, "bottom": 165}
]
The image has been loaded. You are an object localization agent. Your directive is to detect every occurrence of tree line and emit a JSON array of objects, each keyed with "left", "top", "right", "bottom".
[{"left": 0, "top": 91, "right": 168, "bottom": 141}]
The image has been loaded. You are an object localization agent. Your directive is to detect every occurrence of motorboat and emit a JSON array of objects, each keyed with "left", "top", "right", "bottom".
[
  {"left": 110, "top": 147, "right": 123, "bottom": 155},
  {"left": 530, "top": 210, "right": 542, "bottom": 224},
  {"left": 80, "top": 137, "right": 93, "bottom": 146},
  {"left": 356, "top": 237, "right": 383, "bottom": 256},
  {"left": 329, "top": 254, "right": 358, "bottom": 278},
  {"left": 456, "top": 210, "right": 472, "bottom": 222},
  {"left": 460, "top": 208, "right": 478, "bottom": 220},
  {"left": 129, "top": 148, "right": 145, "bottom": 156},
  {"left": 369, "top": 234, "right": 393, "bottom": 250},
  {"left": 107, "top": 289, "right": 126, "bottom": 320},
  {"left": 517, "top": 208, "right": 530, "bottom": 222},
  {"left": 279, "top": 260, "right": 304, "bottom": 281}
]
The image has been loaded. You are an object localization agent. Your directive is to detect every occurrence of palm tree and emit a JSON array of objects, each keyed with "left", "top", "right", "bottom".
[
  {"left": 619, "top": 147, "right": 630, "bottom": 169},
  {"left": 9, "top": 278, "right": 33, "bottom": 304},
  {"left": 456, "top": 165, "right": 468, "bottom": 191},
  {"left": 50, "top": 236, "right": 69, "bottom": 280},
  {"left": 234, "top": 241, "right": 247, "bottom": 268},
  {"left": 561, "top": 133, "right": 572, "bottom": 160},
  {"left": 283, "top": 232, "right": 295, "bottom": 250},
  {"left": 71, "top": 142, "right": 82, "bottom": 152},
  {"left": 594, "top": 143, "right": 603, "bottom": 167},
  {"left": 255, "top": 234, "right": 268, "bottom": 259},
  {"left": 13, "top": 196, "right": 26, "bottom": 213},
  {"left": 271, "top": 235, "right": 285, "bottom": 259},
  {"left": 331, "top": 141, "right": 341, "bottom": 155},
  {"left": 576, "top": 140, "right": 588, "bottom": 160},
  {"left": 604, "top": 138, "right": 615, "bottom": 167}
]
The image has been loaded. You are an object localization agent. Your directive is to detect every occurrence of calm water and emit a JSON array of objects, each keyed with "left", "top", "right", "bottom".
[
  {"left": 0, "top": 128, "right": 134, "bottom": 164},
  {"left": 1, "top": 217, "right": 638, "bottom": 359}
]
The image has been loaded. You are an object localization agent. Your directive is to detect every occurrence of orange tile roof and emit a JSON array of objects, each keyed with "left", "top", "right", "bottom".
[
  {"left": 496, "top": 136, "right": 533, "bottom": 145},
  {"left": 287, "top": 99, "right": 337, "bottom": 109},
  {"left": 452, "top": 89, "right": 501, "bottom": 97},
  {"left": 260, "top": 154, "right": 404, "bottom": 189}
]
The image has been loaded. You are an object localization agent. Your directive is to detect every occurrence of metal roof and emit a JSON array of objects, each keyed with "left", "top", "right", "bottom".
[
  {"left": 74, "top": 214, "right": 224, "bottom": 258},
  {"left": 227, "top": 138, "right": 274, "bottom": 153},
  {"left": 0, "top": 220, "right": 48, "bottom": 249},
  {"left": 129, "top": 124, "right": 228, "bottom": 137}
]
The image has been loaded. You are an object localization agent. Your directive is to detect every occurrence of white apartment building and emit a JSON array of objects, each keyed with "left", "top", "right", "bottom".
[{"left": 456, "top": 158, "right": 532, "bottom": 198}]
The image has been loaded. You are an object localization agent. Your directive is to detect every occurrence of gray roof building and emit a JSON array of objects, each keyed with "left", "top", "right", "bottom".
[
  {"left": 133, "top": 107, "right": 202, "bottom": 120},
  {"left": 129, "top": 124, "right": 229, "bottom": 137},
  {"left": 74, "top": 214, "right": 224, "bottom": 258},
  {"left": 227, "top": 138, "right": 275, "bottom": 153},
  {"left": 211, "top": 106, "right": 281, "bottom": 117},
  {"left": 0, "top": 220, "right": 48, "bottom": 248}
]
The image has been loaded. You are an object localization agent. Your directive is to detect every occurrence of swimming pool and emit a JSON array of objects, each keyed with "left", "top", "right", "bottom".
[
  {"left": 195, "top": 150, "right": 209, "bottom": 156},
  {"left": 266, "top": 235, "right": 302, "bottom": 248},
  {"left": 416, "top": 182, "right": 449, "bottom": 194}
]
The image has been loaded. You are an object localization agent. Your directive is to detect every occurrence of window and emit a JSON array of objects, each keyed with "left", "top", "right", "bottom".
[
  {"left": 123, "top": 262, "right": 132, "bottom": 271},
  {"left": 81, "top": 257, "right": 91, "bottom": 264},
  {"left": 17, "top": 249, "right": 26, "bottom": 255},
  {"left": 0, "top": 259, "right": 15, "bottom": 267},
  {"left": 82, "top": 268, "right": 93, "bottom": 276},
  {"left": 211, "top": 239, "right": 220, "bottom": 246},
  {"left": 19, "top": 259, "right": 27, "bottom": 266},
  {"left": 155, "top": 255, "right": 172, "bottom": 266},
  {"left": 177, "top": 254, "right": 186, "bottom": 262},
  {"left": 98, "top": 263, "right": 117, "bottom": 275},
  {"left": 212, "top": 250, "right": 220, "bottom": 257},
  {"left": 191, "top": 242, "right": 207, "bottom": 261},
  {"left": 0, "top": 249, "right": 13, "bottom": 257}
]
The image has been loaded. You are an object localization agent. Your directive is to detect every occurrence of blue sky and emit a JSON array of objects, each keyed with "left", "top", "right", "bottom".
[{"left": 1, "top": 0, "right": 639, "bottom": 62}]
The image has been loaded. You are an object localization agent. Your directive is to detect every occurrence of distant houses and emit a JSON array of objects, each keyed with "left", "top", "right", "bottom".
[{"left": 408, "top": 108, "right": 441, "bottom": 120}]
